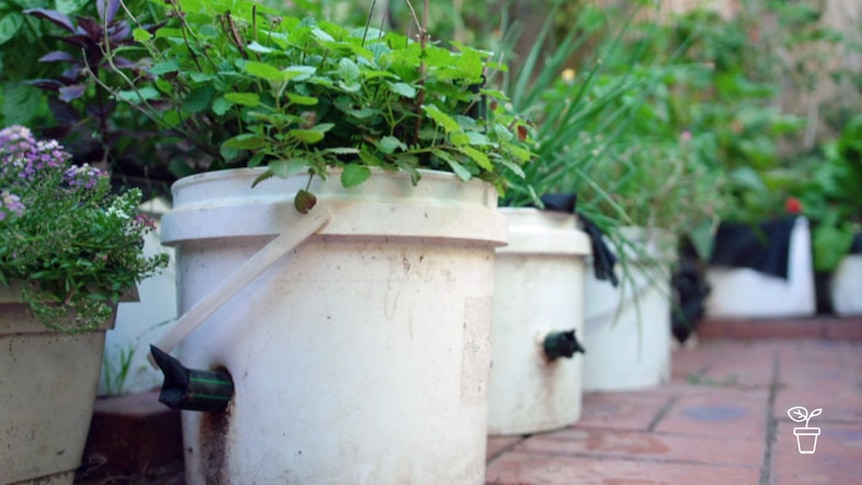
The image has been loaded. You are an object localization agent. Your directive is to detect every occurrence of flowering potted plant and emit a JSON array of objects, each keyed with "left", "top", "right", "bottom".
[
  {"left": 0, "top": 125, "right": 168, "bottom": 484},
  {"left": 29, "top": 0, "right": 533, "bottom": 483}
]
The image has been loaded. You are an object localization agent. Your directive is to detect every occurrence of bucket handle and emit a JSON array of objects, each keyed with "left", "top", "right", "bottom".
[{"left": 149, "top": 204, "right": 332, "bottom": 367}]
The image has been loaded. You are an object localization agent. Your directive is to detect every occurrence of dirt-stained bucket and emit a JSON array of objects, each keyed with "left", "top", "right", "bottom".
[
  {"left": 488, "top": 208, "right": 591, "bottom": 435},
  {"left": 160, "top": 168, "right": 506, "bottom": 484}
]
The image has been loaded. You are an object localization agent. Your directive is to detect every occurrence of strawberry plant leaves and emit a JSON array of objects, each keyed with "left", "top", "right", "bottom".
[
  {"left": 341, "top": 164, "right": 371, "bottom": 188},
  {"left": 244, "top": 61, "right": 289, "bottom": 81},
  {"left": 269, "top": 158, "right": 310, "bottom": 178},
  {"left": 388, "top": 82, "right": 416, "bottom": 98},
  {"left": 377, "top": 136, "right": 406, "bottom": 154},
  {"left": 458, "top": 146, "right": 493, "bottom": 171},
  {"left": 224, "top": 92, "right": 260, "bottom": 107},
  {"left": 422, "top": 104, "right": 460, "bottom": 133},
  {"left": 222, "top": 133, "right": 266, "bottom": 150}
]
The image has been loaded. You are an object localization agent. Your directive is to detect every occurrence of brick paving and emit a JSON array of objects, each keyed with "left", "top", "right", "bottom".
[
  {"left": 487, "top": 335, "right": 862, "bottom": 484},
  {"left": 77, "top": 319, "right": 862, "bottom": 484}
]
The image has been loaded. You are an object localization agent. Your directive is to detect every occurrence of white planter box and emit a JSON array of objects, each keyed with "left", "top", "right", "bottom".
[
  {"left": 831, "top": 253, "right": 862, "bottom": 316},
  {"left": 706, "top": 217, "right": 815, "bottom": 318},
  {"left": 488, "top": 208, "right": 591, "bottom": 435}
]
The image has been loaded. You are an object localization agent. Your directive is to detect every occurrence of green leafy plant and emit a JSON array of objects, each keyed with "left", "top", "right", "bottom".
[
  {"left": 0, "top": 125, "right": 169, "bottom": 333},
  {"left": 102, "top": 343, "right": 136, "bottom": 396},
  {"left": 795, "top": 114, "right": 862, "bottom": 272},
  {"left": 94, "top": 0, "right": 531, "bottom": 208},
  {"left": 19, "top": 0, "right": 193, "bottom": 197}
]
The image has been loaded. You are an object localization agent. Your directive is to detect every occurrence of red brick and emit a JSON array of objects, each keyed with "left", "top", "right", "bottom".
[
  {"left": 517, "top": 428, "right": 763, "bottom": 467},
  {"left": 825, "top": 319, "right": 862, "bottom": 340},
  {"left": 576, "top": 392, "right": 672, "bottom": 432},
  {"left": 655, "top": 388, "right": 770, "bottom": 439},
  {"left": 487, "top": 436, "right": 522, "bottom": 461},
  {"left": 83, "top": 391, "right": 183, "bottom": 472},
  {"left": 771, "top": 421, "right": 862, "bottom": 483},
  {"left": 485, "top": 451, "right": 759, "bottom": 485}
]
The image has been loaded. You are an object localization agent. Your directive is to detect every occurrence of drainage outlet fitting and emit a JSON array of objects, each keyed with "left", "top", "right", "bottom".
[{"left": 150, "top": 345, "right": 234, "bottom": 412}]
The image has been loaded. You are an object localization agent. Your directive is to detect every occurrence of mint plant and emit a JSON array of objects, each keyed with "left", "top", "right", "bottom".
[
  {"left": 97, "top": 0, "right": 531, "bottom": 208},
  {"left": 787, "top": 406, "right": 822, "bottom": 428}
]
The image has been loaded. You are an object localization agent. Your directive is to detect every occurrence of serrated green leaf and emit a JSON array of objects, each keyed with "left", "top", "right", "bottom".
[
  {"left": 465, "top": 131, "right": 492, "bottom": 146},
  {"left": 268, "top": 158, "right": 310, "bottom": 178},
  {"left": 311, "top": 27, "right": 335, "bottom": 42},
  {"left": 337, "top": 81, "right": 361, "bottom": 93},
  {"left": 247, "top": 41, "right": 274, "bottom": 54},
  {"left": 450, "top": 132, "right": 470, "bottom": 147},
  {"left": 323, "top": 147, "right": 361, "bottom": 155},
  {"left": 337, "top": 58, "right": 360, "bottom": 82},
  {"left": 190, "top": 72, "right": 215, "bottom": 83},
  {"left": 132, "top": 27, "right": 152, "bottom": 42},
  {"left": 497, "top": 157, "right": 526, "bottom": 179},
  {"left": 493, "top": 122, "right": 514, "bottom": 142},
  {"left": 224, "top": 92, "right": 260, "bottom": 107},
  {"left": 284, "top": 65, "right": 316, "bottom": 81},
  {"left": 150, "top": 60, "right": 179, "bottom": 75},
  {"left": 459, "top": 146, "right": 493, "bottom": 171},
  {"left": 377, "top": 136, "right": 406, "bottom": 154},
  {"left": 244, "top": 61, "right": 289, "bottom": 81},
  {"left": 289, "top": 129, "right": 325, "bottom": 144},
  {"left": 0, "top": 13, "right": 23, "bottom": 46},
  {"left": 154, "top": 27, "right": 183, "bottom": 39},
  {"left": 431, "top": 149, "right": 470, "bottom": 181},
  {"left": 388, "top": 82, "right": 416, "bottom": 98},
  {"left": 182, "top": 85, "right": 214, "bottom": 113},
  {"left": 422, "top": 104, "right": 460, "bottom": 133},
  {"left": 506, "top": 144, "right": 533, "bottom": 162},
  {"left": 247, "top": 151, "right": 266, "bottom": 168},
  {"left": 341, "top": 164, "right": 371, "bottom": 188},
  {"left": 286, "top": 93, "right": 318, "bottom": 105},
  {"left": 219, "top": 144, "right": 242, "bottom": 162},
  {"left": 115, "top": 87, "right": 160, "bottom": 103},
  {"left": 2, "top": 82, "right": 41, "bottom": 126},
  {"left": 222, "top": 134, "right": 266, "bottom": 150},
  {"left": 212, "top": 97, "right": 233, "bottom": 115}
]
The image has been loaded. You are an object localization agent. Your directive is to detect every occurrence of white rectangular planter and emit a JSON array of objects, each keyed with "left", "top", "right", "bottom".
[
  {"left": 705, "top": 217, "right": 816, "bottom": 318},
  {"left": 831, "top": 253, "right": 862, "bottom": 315}
]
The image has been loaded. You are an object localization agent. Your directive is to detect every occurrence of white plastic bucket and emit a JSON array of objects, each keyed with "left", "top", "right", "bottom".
[
  {"left": 488, "top": 208, "right": 591, "bottom": 435},
  {"left": 582, "top": 227, "right": 673, "bottom": 392},
  {"left": 706, "top": 217, "right": 816, "bottom": 318},
  {"left": 160, "top": 168, "right": 506, "bottom": 485},
  {"left": 831, "top": 254, "right": 862, "bottom": 316}
]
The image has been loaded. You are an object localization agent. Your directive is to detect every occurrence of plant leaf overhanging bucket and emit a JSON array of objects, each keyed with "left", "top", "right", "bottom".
[{"left": 158, "top": 168, "right": 506, "bottom": 485}]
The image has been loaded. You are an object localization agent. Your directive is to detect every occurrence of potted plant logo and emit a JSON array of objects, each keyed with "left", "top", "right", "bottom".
[{"left": 787, "top": 406, "right": 822, "bottom": 454}]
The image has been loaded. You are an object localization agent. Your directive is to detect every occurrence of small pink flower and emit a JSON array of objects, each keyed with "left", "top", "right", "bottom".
[{"left": 680, "top": 131, "right": 693, "bottom": 142}]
